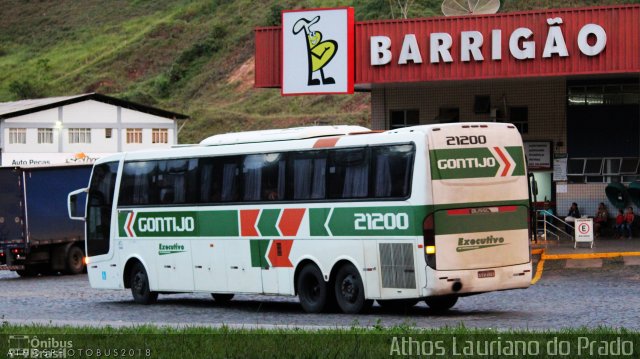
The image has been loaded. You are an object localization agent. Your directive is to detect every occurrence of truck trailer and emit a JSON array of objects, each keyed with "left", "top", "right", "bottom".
[{"left": 0, "top": 165, "right": 91, "bottom": 276}]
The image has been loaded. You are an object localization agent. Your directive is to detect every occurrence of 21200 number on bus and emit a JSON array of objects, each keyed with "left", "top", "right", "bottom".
[{"left": 354, "top": 213, "right": 409, "bottom": 230}]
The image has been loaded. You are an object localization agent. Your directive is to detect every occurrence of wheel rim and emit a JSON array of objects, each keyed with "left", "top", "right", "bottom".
[
  {"left": 70, "top": 251, "right": 82, "bottom": 269},
  {"left": 340, "top": 274, "right": 359, "bottom": 303}
]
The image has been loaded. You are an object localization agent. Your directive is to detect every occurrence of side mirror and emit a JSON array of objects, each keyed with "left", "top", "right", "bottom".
[{"left": 68, "top": 188, "right": 88, "bottom": 221}]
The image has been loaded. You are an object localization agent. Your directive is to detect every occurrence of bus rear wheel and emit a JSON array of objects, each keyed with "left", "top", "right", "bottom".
[
  {"left": 425, "top": 295, "right": 458, "bottom": 312},
  {"left": 211, "top": 293, "right": 234, "bottom": 304},
  {"left": 334, "top": 264, "right": 372, "bottom": 314},
  {"left": 130, "top": 262, "right": 158, "bottom": 304},
  {"left": 297, "top": 264, "right": 327, "bottom": 313}
]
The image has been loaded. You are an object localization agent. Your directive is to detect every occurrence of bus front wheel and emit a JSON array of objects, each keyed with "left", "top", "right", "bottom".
[
  {"left": 297, "top": 264, "right": 328, "bottom": 313},
  {"left": 130, "top": 262, "right": 158, "bottom": 304},
  {"left": 425, "top": 295, "right": 458, "bottom": 312},
  {"left": 334, "top": 264, "right": 372, "bottom": 314}
]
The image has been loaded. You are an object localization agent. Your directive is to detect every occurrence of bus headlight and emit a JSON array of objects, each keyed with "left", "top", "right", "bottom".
[{"left": 426, "top": 245, "right": 436, "bottom": 255}]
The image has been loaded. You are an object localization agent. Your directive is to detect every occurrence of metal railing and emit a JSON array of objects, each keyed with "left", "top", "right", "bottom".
[{"left": 535, "top": 211, "right": 575, "bottom": 241}]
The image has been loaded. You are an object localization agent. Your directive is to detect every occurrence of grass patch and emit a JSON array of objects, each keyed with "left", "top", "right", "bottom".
[{"left": 1, "top": 324, "right": 638, "bottom": 358}]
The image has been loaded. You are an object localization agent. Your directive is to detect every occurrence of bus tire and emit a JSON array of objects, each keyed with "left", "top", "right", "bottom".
[
  {"left": 425, "top": 295, "right": 458, "bottom": 312},
  {"left": 334, "top": 264, "right": 371, "bottom": 314},
  {"left": 65, "top": 246, "right": 85, "bottom": 275},
  {"left": 211, "top": 293, "right": 234, "bottom": 304},
  {"left": 297, "top": 264, "right": 328, "bottom": 313},
  {"left": 377, "top": 298, "right": 419, "bottom": 312},
  {"left": 130, "top": 262, "right": 158, "bottom": 304}
]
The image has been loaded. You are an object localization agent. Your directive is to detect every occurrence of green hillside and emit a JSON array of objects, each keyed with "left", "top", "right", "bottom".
[{"left": 1, "top": 0, "right": 638, "bottom": 143}]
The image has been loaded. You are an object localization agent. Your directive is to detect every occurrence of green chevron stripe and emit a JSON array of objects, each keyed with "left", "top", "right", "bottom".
[
  {"left": 257, "top": 209, "right": 281, "bottom": 236},
  {"left": 250, "top": 240, "right": 269, "bottom": 268},
  {"left": 505, "top": 146, "right": 526, "bottom": 176}
]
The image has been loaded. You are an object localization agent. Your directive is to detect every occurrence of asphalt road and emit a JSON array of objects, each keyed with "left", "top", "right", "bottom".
[{"left": 1, "top": 265, "right": 638, "bottom": 330}]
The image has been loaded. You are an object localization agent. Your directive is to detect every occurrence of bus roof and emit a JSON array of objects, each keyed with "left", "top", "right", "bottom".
[
  {"left": 94, "top": 123, "right": 519, "bottom": 165},
  {"left": 199, "top": 125, "right": 371, "bottom": 146}
]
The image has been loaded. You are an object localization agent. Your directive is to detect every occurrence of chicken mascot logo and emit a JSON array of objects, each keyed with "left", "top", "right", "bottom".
[{"left": 292, "top": 16, "right": 338, "bottom": 86}]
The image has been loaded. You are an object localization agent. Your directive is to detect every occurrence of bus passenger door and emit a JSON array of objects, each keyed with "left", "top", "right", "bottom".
[
  {"left": 191, "top": 239, "right": 228, "bottom": 292},
  {"left": 85, "top": 162, "right": 121, "bottom": 289}
]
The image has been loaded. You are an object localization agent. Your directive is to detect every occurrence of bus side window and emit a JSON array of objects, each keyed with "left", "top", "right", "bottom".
[
  {"left": 120, "top": 161, "right": 157, "bottom": 206},
  {"left": 288, "top": 150, "right": 327, "bottom": 200},
  {"left": 328, "top": 148, "right": 369, "bottom": 199},
  {"left": 242, "top": 153, "right": 285, "bottom": 202},
  {"left": 372, "top": 144, "right": 415, "bottom": 198},
  {"left": 199, "top": 156, "right": 241, "bottom": 204},
  {"left": 156, "top": 159, "right": 198, "bottom": 205}
]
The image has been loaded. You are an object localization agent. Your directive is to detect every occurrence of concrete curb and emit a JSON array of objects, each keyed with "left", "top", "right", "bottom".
[{"left": 530, "top": 248, "right": 640, "bottom": 284}]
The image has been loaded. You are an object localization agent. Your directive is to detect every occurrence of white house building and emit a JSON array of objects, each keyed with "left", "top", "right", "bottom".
[{"left": 0, "top": 93, "right": 188, "bottom": 166}]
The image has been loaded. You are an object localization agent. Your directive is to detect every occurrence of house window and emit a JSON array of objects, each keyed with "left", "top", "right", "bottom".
[
  {"left": 9, "top": 128, "right": 26, "bottom": 144},
  {"left": 390, "top": 109, "right": 419, "bottom": 129},
  {"left": 68, "top": 128, "right": 91, "bottom": 144},
  {"left": 105, "top": 128, "right": 112, "bottom": 139},
  {"left": 152, "top": 128, "right": 168, "bottom": 144},
  {"left": 37, "top": 128, "right": 53, "bottom": 144},
  {"left": 509, "top": 107, "right": 528, "bottom": 134},
  {"left": 126, "top": 128, "right": 143, "bottom": 144}
]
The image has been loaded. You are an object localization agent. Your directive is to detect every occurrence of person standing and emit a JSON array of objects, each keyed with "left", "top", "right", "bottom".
[
  {"left": 615, "top": 209, "right": 625, "bottom": 238},
  {"left": 623, "top": 206, "right": 635, "bottom": 239}
]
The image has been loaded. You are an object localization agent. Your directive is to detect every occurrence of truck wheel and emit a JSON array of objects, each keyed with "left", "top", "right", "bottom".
[
  {"left": 334, "top": 264, "right": 372, "bottom": 314},
  {"left": 297, "top": 264, "right": 328, "bottom": 313},
  {"left": 130, "top": 262, "right": 158, "bottom": 304},
  {"left": 211, "top": 294, "right": 234, "bottom": 304},
  {"left": 425, "top": 296, "right": 458, "bottom": 312},
  {"left": 65, "top": 246, "right": 85, "bottom": 275}
]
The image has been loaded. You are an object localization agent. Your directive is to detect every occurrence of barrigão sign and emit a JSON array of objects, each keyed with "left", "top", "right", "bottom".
[{"left": 371, "top": 17, "right": 606, "bottom": 66}]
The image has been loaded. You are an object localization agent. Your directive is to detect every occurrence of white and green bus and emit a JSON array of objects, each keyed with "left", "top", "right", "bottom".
[{"left": 68, "top": 123, "right": 532, "bottom": 314}]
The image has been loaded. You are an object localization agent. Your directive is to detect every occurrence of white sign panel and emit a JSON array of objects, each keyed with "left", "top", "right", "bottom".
[
  {"left": 574, "top": 218, "right": 594, "bottom": 248},
  {"left": 282, "top": 8, "right": 354, "bottom": 95},
  {"left": 553, "top": 157, "right": 567, "bottom": 181},
  {"left": 524, "top": 141, "right": 551, "bottom": 170},
  {"left": 1, "top": 152, "right": 110, "bottom": 167}
]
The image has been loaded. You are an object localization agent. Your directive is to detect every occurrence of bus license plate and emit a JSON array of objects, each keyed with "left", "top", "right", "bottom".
[{"left": 478, "top": 270, "right": 495, "bottom": 278}]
